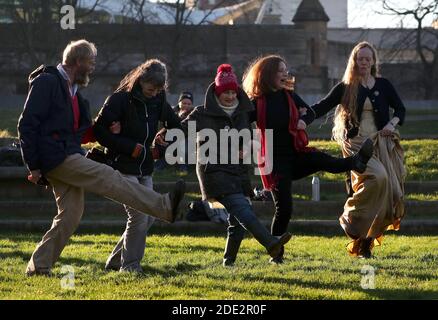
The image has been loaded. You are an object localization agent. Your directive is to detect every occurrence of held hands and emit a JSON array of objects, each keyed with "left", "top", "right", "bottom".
[
  {"left": 299, "top": 107, "right": 307, "bottom": 116},
  {"left": 27, "top": 169, "right": 50, "bottom": 188},
  {"left": 154, "top": 130, "right": 169, "bottom": 147},
  {"left": 381, "top": 117, "right": 399, "bottom": 136},
  {"left": 297, "top": 119, "right": 307, "bottom": 130},
  {"left": 380, "top": 122, "right": 395, "bottom": 136},
  {"left": 27, "top": 169, "right": 42, "bottom": 184}
]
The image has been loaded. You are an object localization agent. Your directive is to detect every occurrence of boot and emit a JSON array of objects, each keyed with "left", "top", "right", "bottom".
[
  {"left": 245, "top": 220, "right": 292, "bottom": 258},
  {"left": 223, "top": 235, "right": 244, "bottom": 267},
  {"left": 358, "top": 237, "right": 373, "bottom": 259},
  {"left": 350, "top": 138, "right": 374, "bottom": 173},
  {"left": 168, "top": 179, "right": 186, "bottom": 223},
  {"left": 269, "top": 246, "right": 285, "bottom": 264},
  {"left": 268, "top": 233, "right": 292, "bottom": 258}
]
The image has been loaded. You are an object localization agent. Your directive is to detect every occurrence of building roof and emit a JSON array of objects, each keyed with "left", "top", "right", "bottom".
[{"left": 292, "top": 0, "right": 329, "bottom": 23}]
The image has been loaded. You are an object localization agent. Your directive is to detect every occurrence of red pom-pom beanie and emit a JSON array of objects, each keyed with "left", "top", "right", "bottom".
[{"left": 214, "top": 64, "right": 238, "bottom": 96}]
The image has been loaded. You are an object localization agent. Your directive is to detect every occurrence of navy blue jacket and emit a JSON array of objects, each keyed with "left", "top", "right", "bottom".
[
  {"left": 18, "top": 65, "right": 92, "bottom": 173},
  {"left": 302, "top": 77, "right": 406, "bottom": 138}
]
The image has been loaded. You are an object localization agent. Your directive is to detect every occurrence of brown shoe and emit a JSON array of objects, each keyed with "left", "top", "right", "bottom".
[{"left": 25, "top": 268, "right": 52, "bottom": 277}]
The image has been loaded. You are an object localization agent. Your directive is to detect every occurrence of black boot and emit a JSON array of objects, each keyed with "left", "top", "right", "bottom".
[
  {"left": 168, "top": 179, "right": 186, "bottom": 222},
  {"left": 223, "top": 235, "right": 244, "bottom": 267},
  {"left": 267, "top": 233, "right": 292, "bottom": 258},
  {"left": 269, "top": 246, "right": 285, "bottom": 264},
  {"left": 358, "top": 237, "right": 373, "bottom": 259},
  {"left": 350, "top": 138, "right": 374, "bottom": 173},
  {"left": 245, "top": 220, "right": 292, "bottom": 258}
]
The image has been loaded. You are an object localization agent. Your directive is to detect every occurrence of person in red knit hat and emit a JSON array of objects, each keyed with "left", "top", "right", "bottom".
[
  {"left": 178, "top": 64, "right": 293, "bottom": 266},
  {"left": 19, "top": 41, "right": 186, "bottom": 277}
]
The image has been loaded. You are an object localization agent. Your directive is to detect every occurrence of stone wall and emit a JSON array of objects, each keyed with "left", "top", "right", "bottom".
[
  {"left": 0, "top": 23, "right": 435, "bottom": 108},
  {"left": 0, "top": 23, "right": 327, "bottom": 107}
]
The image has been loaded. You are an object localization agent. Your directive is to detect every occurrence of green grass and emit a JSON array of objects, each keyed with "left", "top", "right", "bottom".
[
  {"left": 0, "top": 108, "right": 22, "bottom": 137},
  {"left": 407, "top": 192, "right": 438, "bottom": 201},
  {"left": 307, "top": 115, "right": 438, "bottom": 137},
  {"left": 294, "top": 191, "right": 438, "bottom": 202},
  {"left": 405, "top": 109, "right": 438, "bottom": 116},
  {"left": 307, "top": 139, "right": 438, "bottom": 182},
  {"left": 0, "top": 233, "right": 437, "bottom": 299}
]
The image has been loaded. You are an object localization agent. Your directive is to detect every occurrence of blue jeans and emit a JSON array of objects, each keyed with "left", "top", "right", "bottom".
[{"left": 217, "top": 193, "right": 274, "bottom": 249}]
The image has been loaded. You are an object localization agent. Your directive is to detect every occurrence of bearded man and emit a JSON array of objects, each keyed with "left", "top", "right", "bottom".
[{"left": 18, "top": 39, "right": 185, "bottom": 276}]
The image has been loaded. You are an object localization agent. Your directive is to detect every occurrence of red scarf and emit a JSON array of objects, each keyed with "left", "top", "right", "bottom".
[
  {"left": 71, "top": 95, "right": 80, "bottom": 132},
  {"left": 256, "top": 90, "right": 315, "bottom": 190}
]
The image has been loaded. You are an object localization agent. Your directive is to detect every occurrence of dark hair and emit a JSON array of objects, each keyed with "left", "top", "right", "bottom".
[
  {"left": 115, "top": 59, "right": 168, "bottom": 92},
  {"left": 179, "top": 91, "right": 193, "bottom": 103}
]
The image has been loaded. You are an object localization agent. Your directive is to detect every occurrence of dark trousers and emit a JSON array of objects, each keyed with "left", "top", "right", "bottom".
[{"left": 270, "top": 151, "right": 352, "bottom": 237}]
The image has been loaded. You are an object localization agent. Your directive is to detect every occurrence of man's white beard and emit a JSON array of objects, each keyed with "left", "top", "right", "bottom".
[
  {"left": 75, "top": 72, "right": 90, "bottom": 88},
  {"left": 76, "top": 74, "right": 90, "bottom": 88}
]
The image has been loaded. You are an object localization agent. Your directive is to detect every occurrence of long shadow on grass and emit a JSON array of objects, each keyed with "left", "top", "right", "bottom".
[
  {"left": 0, "top": 234, "right": 42, "bottom": 242},
  {"left": 0, "top": 250, "right": 31, "bottom": 262},
  {"left": 0, "top": 250, "right": 105, "bottom": 268},
  {"left": 365, "top": 288, "right": 438, "bottom": 300},
  {"left": 138, "top": 262, "right": 204, "bottom": 279},
  {"left": 205, "top": 272, "right": 438, "bottom": 299}
]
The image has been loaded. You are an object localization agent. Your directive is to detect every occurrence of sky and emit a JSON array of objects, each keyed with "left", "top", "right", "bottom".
[
  {"left": 97, "top": 0, "right": 437, "bottom": 28},
  {"left": 349, "top": 0, "right": 437, "bottom": 28}
]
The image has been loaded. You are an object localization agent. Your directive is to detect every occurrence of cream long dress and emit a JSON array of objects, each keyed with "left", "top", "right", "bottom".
[{"left": 339, "top": 97, "right": 406, "bottom": 256}]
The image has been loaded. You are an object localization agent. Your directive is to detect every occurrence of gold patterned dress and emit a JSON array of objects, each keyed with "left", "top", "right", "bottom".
[{"left": 339, "top": 97, "right": 406, "bottom": 256}]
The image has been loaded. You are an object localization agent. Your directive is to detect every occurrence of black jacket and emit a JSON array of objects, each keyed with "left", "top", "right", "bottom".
[
  {"left": 18, "top": 65, "right": 92, "bottom": 173},
  {"left": 249, "top": 90, "right": 312, "bottom": 156},
  {"left": 181, "top": 83, "right": 254, "bottom": 200},
  {"left": 302, "top": 77, "right": 406, "bottom": 138},
  {"left": 93, "top": 87, "right": 181, "bottom": 176}
]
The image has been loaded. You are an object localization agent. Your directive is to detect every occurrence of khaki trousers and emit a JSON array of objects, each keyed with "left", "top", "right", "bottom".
[
  {"left": 105, "top": 175, "right": 155, "bottom": 272},
  {"left": 26, "top": 154, "right": 172, "bottom": 273}
]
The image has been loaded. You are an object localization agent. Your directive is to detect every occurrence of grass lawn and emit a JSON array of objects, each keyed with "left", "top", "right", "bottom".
[
  {"left": 0, "top": 232, "right": 437, "bottom": 300},
  {"left": 306, "top": 139, "right": 438, "bottom": 181},
  {"left": 307, "top": 119, "right": 438, "bottom": 137}
]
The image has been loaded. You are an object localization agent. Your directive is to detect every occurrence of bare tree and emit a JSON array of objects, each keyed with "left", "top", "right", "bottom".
[
  {"left": 377, "top": 0, "right": 438, "bottom": 99},
  {"left": 1, "top": 0, "right": 103, "bottom": 66},
  {"left": 122, "top": 0, "right": 229, "bottom": 91}
]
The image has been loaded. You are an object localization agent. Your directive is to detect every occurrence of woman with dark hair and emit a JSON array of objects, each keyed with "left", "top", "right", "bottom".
[
  {"left": 93, "top": 59, "right": 182, "bottom": 273},
  {"left": 243, "top": 54, "right": 374, "bottom": 264},
  {"left": 304, "top": 42, "right": 406, "bottom": 258}
]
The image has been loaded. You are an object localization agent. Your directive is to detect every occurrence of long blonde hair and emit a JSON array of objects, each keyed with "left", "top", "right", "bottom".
[{"left": 332, "top": 41, "right": 379, "bottom": 142}]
